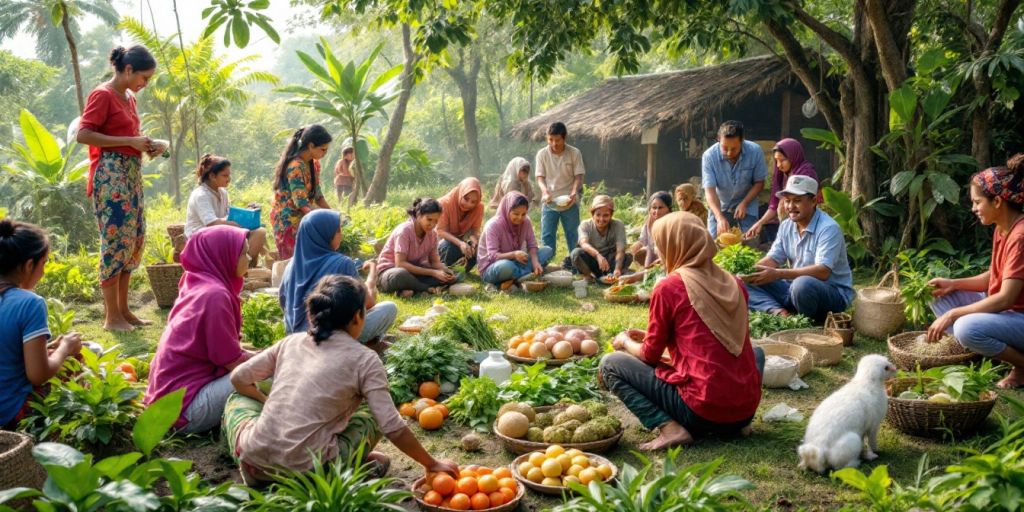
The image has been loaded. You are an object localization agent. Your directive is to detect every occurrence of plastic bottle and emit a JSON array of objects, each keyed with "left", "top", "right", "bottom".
[
  {"left": 573, "top": 279, "right": 588, "bottom": 298},
  {"left": 478, "top": 351, "right": 512, "bottom": 384}
]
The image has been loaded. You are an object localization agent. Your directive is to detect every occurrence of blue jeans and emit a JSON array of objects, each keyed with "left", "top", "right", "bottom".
[
  {"left": 541, "top": 203, "right": 580, "bottom": 257},
  {"left": 360, "top": 301, "right": 398, "bottom": 344},
  {"left": 707, "top": 209, "right": 756, "bottom": 238},
  {"left": 930, "top": 290, "right": 1024, "bottom": 357},
  {"left": 745, "top": 276, "right": 851, "bottom": 323},
  {"left": 481, "top": 246, "right": 554, "bottom": 284}
]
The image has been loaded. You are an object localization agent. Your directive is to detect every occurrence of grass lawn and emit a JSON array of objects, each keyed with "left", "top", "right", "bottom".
[{"left": 68, "top": 270, "right": 1024, "bottom": 511}]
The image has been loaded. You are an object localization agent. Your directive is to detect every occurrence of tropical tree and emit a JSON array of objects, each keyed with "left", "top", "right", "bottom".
[
  {"left": 279, "top": 38, "right": 403, "bottom": 203},
  {"left": 120, "top": 17, "right": 279, "bottom": 205},
  {"left": 0, "top": 0, "right": 119, "bottom": 113}
]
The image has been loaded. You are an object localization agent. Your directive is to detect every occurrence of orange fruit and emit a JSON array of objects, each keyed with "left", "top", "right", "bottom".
[
  {"left": 399, "top": 403, "right": 416, "bottom": 417},
  {"left": 493, "top": 467, "right": 512, "bottom": 480},
  {"left": 449, "top": 493, "right": 471, "bottom": 510},
  {"left": 499, "top": 487, "right": 516, "bottom": 502},
  {"left": 419, "top": 381, "right": 441, "bottom": 399},
  {"left": 432, "top": 473, "right": 456, "bottom": 496},
  {"left": 477, "top": 474, "right": 499, "bottom": 494},
  {"left": 475, "top": 466, "right": 492, "bottom": 476},
  {"left": 515, "top": 343, "right": 531, "bottom": 357},
  {"left": 459, "top": 468, "right": 478, "bottom": 479},
  {"left": 470, "top": 492, "right": 490, "bottom": 510},
  {"left": 497, "top": 477, "right": 516, "bottom": 490},
  {"left": 434, "top": 403, "right": 450, "bottom": 418},
  {"left": 117, "top": 362, "right": 136, "bottom": 377},
  {"left": 488, "top": 491, "right": 507, "bottom": 506},
  {"left": 418, "top": 407, "right": 444, "bottom": 430},
  {"left": 423, "top": 490, "right": 442, "bottom": 506},
  {"left": 456, "top": 476, "right": 478, "bottom": 496}
]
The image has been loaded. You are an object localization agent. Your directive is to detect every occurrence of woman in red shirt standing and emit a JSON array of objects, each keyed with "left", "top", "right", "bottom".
[
  {"left": 77, "top": 46, "right": 159, "bottom": 332},
  {"left": 600, "top": 212, "right": 764, "bottom": 450}
]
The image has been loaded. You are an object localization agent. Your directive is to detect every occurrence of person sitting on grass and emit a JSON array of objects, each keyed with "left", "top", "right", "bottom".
[
  {"left": 145, "top": 225, "right": 256, "bottom": 434},
  {"left": 674, "top": 183, "right": 708, "bottom": 224},
  {"left": 741, "top": 175, "right": 854, "bottom": 323},
  {"left": 572, "top": 194, "right": 631, "bottom": 282},
  {"left": 0, "top": 219, "right": 83, "bottom": 431},
  {"left": 630, "top": 191, "right": 673, "bottom": 269},
  {"left": 477, "top": 191, "right": 554, "bottom": 291},
  {"left": 926, "top": 153, "right": 1024, "bottom": 389},
  {"left": 280, "top": 210, "right": 396, "bottom": 353},
  {"left": 224, "top": 275, "right": 459, "bottom": 486},
  {"left": 376, "top": 198, "right": 459, "bottom": 297},
  {"left": 436, "top": 178, "right": 485, "bottom": 272},
  {"left": 184, "top": 153, "right": 266, "bottom": 266},
  {"left": 600, "top": 212, "right": 763, "bottom": 450}
]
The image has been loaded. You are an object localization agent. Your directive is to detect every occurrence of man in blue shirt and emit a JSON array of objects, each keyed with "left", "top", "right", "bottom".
[
  {"left": 701, "top": 120, "right": 767, "bottom": 237},
  {"left": 741, "top": 175, "right": 854, "bottom": 323}
]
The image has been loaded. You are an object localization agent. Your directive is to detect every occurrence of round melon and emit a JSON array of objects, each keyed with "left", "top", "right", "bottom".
[
  {"left": 529, "top": 341, "right": 550, "bottom": 359},
  {"left": 496, "top": 411, "right": 530, "bottom": 438},
  {"left": 580, "top": 339, "right": 600, "bottom": 356},
  {"left": 552, "top": 341, "right": 574, "bottom": 360}
]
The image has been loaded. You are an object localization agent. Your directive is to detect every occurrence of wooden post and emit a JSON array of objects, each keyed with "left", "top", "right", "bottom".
[
  {"left": 780, "top": 89, "right": 792, "bottom": 138},
  {"left": 645, "top": 144, "right": 655, "bottom": 195}
]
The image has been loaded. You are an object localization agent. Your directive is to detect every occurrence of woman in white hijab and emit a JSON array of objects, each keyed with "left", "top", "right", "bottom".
[{"left": 488, "top": 157, "right": 536, "bottom": 209}]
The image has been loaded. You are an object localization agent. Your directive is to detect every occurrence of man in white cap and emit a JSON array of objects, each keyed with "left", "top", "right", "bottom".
[{"left": 741, "top": 175, "right": 853, "bottom": 322}]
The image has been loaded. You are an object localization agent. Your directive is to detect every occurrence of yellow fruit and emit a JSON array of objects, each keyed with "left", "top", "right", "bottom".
[
  {"left": 596, "top": 464, "right": 614, "bottom": 480},
  {"left": 564, "top": 449, "right": 583, "bottom": 459},
  {"left": 515, "top": 343, "right": 532, "bottom": 357},
  {"left": 562, "top": 475, "right": 581, "bottom": 486},
  {"left": 556, "top": 454, "right": 573, "bottom": 471},
  {"left": 566, "top": 464, "right": 584, "bottom": 477},
  {"left": 541, "top": 458, "right": 563, "bottom": 478},
  {"left": 517, "top": 462, "right": 534, "bottom": 476},
  {"left": 571, "top": 455, "right": 590, "bottom": 468},
  {"left": 526, "top": 467, "right": 544, "bottom": 483},
  {"left": 528, "top": 452, "right": 546, "bottom": 467},
  {"left": 579, "top": 468, "right": 599, "bottom": 485},
  {"left": 545, "top": 445, "right": 565, "bottom": 458},
  {"left": 542, "top": 477, "right": 562, "bottom": 487},
  {"left": 528, "top": 341, "right": 549, "bottom": 359}
]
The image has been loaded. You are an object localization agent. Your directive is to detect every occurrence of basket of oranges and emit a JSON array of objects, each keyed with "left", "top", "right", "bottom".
[
  {"left": 510, "top": 444, "right": 617, "bottom": 496},
  {"left": 412, "top": 465, "right": 525, "bottom": 511}
]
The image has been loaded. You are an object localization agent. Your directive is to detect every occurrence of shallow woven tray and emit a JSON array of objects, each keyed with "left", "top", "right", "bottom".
[
  {"left": 493, "top": 405, "right": 623, "bottom": 455},
  {"left": 510, "top": 452, "right": 618, "bottom": 496},
  {"left": 794, "top": 333, "right": 844, "bottom": 366},
  {"left": 523, "top": 280, "right": 549, "bottom": 293},
  {"left": 506, "top": 353, "right": 591, "bottom": 366},
  {"left": 887, "top": 331, "right": 981, "bottom": 371},
  {"left": 886, "top": 377, "right": 997, "bottom": 438},
  {"left": 411, "top": 476, "right": 524, "bottom": 512},
  {"left": 768, "top": 328, "right": 824, "bottom": 344},
  {"left": 603, "top": 289, "right": 641, "bottom": 304},
  {"left": 447, "top": 283, "right": 476, "bottom": 296},
  {"left": 753, "top": 339, "right": 813, "bottom": 376}
]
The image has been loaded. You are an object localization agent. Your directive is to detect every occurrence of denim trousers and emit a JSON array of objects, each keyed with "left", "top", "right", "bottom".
[
  {"left": 541, "top": 203, "right": 580, "bottom": 257},
  {"left": 481, "top": 246, "right": 554, "bottom": 284},
  {"left": 931, "top": 290, "right": 1024, "bottom": 357},
  {"left": 438, "top": 239, "right": 477, "bottom": 272},
  {"left": 745, "top": 276, "right": 850, "bottom": 323}
]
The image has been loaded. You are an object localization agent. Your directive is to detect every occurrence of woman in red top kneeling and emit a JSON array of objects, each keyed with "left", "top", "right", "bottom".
[{"left": 600, "top": 212, "right": 764, "bottom": 450}]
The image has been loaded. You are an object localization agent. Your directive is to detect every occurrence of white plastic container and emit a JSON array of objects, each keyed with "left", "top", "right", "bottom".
[
  {"left": 573, "top": 279, "right": 588, "bottom": 298},
  {"left": 478, "top": 351, "right": 512, "bottom": 384}
]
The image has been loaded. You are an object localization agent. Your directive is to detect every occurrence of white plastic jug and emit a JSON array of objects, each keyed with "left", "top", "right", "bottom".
[
  {"left": 573, "top": 279, "right": 588, "bottom": 298},
  {"left": 478, "top": 351, "right": 512, "bottom": 384}
]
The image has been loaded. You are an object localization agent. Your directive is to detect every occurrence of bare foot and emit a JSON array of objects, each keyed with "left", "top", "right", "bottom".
[
  {"left": 771, "top": 308, "right": 791, "bottom": 317},
  {"left": 399, "top": 290, "right": 415, "bottom": 299},
  {"left": 639, "top": 420, "right": 693, "bottom": 450},
  {"left": 104, "top": 320, "right": 136, "bottom": 332},
  {"left": 123, "top": 312, "right": 153, "bottom": 326},
  {"left": 426, "top": 287, "right": 441, "bottom": 295},
  {"left": 500, "top": 280, "right": 515, "bottom": 291},
  {"left": 740, "top": 425, "right": 753, "bottom": 437},
  {"left": 997, "top": 368, "right": 1024, "bottom": 389},
  {"left": 366, "top": 451, "right": 391, "bottom": 477}
]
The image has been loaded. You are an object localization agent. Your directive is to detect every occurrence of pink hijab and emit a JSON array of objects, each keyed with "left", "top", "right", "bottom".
[
  {"left": 145, "top": 225, "right": 247, "bottom": 428},
  {"left": 770, "top": 138, "right": 820, "bottom": 210}
]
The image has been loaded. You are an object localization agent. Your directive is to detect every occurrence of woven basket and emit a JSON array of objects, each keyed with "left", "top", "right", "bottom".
[
  {"left": 510, "top": 452, "right": 618, "bottom": 495},
  {"left": 506, "top": 353, "right": 590, "bottom": 367},
  {"left": 753, "top": 340, "right": 813, "bottom": 376},
  {"left": 145, "top": 263, "right": 184, "bottom": 308},
  {"left": 825, "top": 311, "right": 855, "bottom": 346},
  {"left": 887, "top": 331, "right": 981, "bottom": 371},
  {"left": 523, "top": 280, "right": 549, "bottom": 293},
  {"left": 794, "top": 333, "right": 844, "bottom": 366},
  {"left": 411, "top": 476, "right": 524, "bottom": 512},
  {"left": 167, "top": 224, "right": 186, "bottom": 258},
  {"left": 603, "top": 289, "right": 640, "bottom": 304},
  {"left": 853, "top": 270, "right": 906, "bottom": 338},
  {"left": 493, "top": 405, "right": 623, "bottom": 455},
  {"left": 886, "top": 377, "right": 997, "bottom": 438},
  {"left": 761, "top": 355, "right": 799, "bottom": 388},
  {"left": 768, "top": 328, "right": 824, "bottom": 344},
  {"left": 0, "top": 430, "right": 46, "bottom": 491}
]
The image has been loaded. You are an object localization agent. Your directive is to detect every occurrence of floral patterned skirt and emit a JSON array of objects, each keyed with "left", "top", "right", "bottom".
[{"left": 91, "top": 152, "right": 145, "bottom": 285}]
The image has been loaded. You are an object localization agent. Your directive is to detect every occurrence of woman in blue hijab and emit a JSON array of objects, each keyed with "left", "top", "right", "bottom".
[{"left": 279, "top": 209, "right": 397, "bottom": 348}]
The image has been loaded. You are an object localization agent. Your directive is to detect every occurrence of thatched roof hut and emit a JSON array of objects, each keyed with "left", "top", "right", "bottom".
[{"left": 510, "top": 55, "right": 833, "bottom": 195}]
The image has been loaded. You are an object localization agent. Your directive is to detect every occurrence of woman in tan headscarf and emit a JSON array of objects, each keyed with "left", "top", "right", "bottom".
[
  {"left": 437, "top": 178, "right": 485, "bottom": 271},
  {"left": 488, "top": 157, "right": 535, "bottom": 209},
  {"left": 600, "top": 212, "right": 763, "bottom": 450}
]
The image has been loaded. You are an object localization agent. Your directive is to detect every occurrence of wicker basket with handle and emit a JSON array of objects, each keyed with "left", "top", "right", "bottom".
[
  {"left": 825, "top": 311, "right": 855, "bottom": 346},
  {"left": 853, "top": 270, "right": 906, "bottom": 338},
  {"left": 145, "top": 263, "right": 184, "bottom": 308}
]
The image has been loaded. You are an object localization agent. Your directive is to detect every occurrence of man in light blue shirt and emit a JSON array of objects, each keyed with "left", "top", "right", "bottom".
[
  {"left": 701, "top": 120, "right": 767, "bottom": 237},
  {"left": 741, "top": 175, "right": 854, "bottom": 323}
]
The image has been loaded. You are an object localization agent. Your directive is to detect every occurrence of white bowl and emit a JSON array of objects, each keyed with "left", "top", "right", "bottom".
[{"left": 554, "top": 195, "right": 571, "bottom": 207}]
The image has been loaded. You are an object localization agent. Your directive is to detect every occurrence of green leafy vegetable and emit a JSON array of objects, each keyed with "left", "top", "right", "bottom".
[
  {"left": 445, "top": 376, "right": 502, "bottom": 432},
  {"left": 385, "top": 334, "right": 471, "bottom": 404},
  {"left": 713, "top": 244, "right": 763, "bottom": 275},
  {"left": 902, "top": 360, "right": 1006, "bottom": 402},
  {"left": 499, "top": 358, "right": 601, "bottom": 406},
  {"left": 428, "top": 302, "right": 501, "bottom": 351},
  {"left": 748, "top": 311, "right": 813, "bottom": 338},
  {"left": 241, "top": 294, "right": 286, "bottom": 349}
]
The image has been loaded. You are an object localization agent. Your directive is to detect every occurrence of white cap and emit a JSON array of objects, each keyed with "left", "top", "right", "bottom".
[{"left": 776, "top": 175, "right": 819, "bottom": 198}]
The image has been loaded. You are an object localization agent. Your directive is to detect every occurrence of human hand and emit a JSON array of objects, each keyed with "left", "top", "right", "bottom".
[
  {"left": 735, "top": 203, "right": 748, "bottom": 221},
  {"left": 428, "top": 459, "right": 460, "bottom": 478},
  {"left": 716, "top": 215, "right": 730, "bottom": 234},
  {"left": 514, "top": 250, "right": 529, "bottom": 264},
  {"left": 927, "top": 310, "right": 958, "bottom": 342},
  {"left": 362, "top": 259, "right": 376, "bottom": 272},
  {"left": 541, "top": 192, "right": 552, "bottom": 204},
  {"left": 744, "top": 222, "right": 762, "bottom": 241},
  {"left": 612, "top": 268, "right": 622, "bottom": 279},
  {"left": 57, "top": 332, "right": 83, "bottom": 358},
  {"left": 128, "top": 136, "right": 153, "bottom": 153},
  {"left": 597, "top": 255, "right": 610, "bottom": 272},
  {"left": 568, "top": 191, "right": 578, "bottom": 206},
  {"left": 461, "top": 242, "right": 474, "bottom": 258},
  {"left": 744, "top": 265, "right": 778, "bottom": 285},
  {"left": 532, "top": 262, "right": 544, "bottom": 276},
  {"left": 929, "top": 278, "right": 956, "bottom": 297}
]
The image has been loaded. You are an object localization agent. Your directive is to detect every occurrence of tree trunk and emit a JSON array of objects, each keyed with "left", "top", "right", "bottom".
[
  {"left": 347, "top": 130, "right": 368, "bottom": 205},
  {"left": 483, "top": 62, "right": 508, "bottom": 136},
  {"left": 446, "top": 47, "right": 483, "bottom": 178},
  {"left": 967, "top": 0, "right": 1021, "bottom": 168},
  {"left": 365, "top": 24, "right": 419, "bottom": 205},
  {"left": 59, "top": 6, "right": 85, "bottom": 113}
]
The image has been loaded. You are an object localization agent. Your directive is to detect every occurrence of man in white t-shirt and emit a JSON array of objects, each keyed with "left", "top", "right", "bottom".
[{"left": 535, "top": 122, "right": 586, "bottom": 262}]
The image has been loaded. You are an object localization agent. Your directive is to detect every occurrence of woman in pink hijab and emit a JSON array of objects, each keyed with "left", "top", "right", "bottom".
[
  {"left": 477, "top": 191, "right": 553, "bottom": 290},
  {"left": 145, "top": 225, "right": 255, "bottom": 433},
  {"left": 745, "top": 138, "right": 819, "bottom": 241}
]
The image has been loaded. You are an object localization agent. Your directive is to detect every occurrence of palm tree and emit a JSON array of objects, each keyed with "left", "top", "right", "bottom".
[
  {"left": 120, "top": 17, "right": 279, "bottom": 205},
  {"left": 279, "top": 38, "right": 403, "bottom": 204},
  {"left": 0, "top": 1, "right": 119, "bottom": 113}
]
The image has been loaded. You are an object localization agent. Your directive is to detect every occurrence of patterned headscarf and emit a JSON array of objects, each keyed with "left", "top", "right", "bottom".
[{"left": 974, "top": 166, "right": 1024, "bottom": 206}]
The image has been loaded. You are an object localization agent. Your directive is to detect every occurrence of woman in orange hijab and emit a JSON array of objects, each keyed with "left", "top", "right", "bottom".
[
  {"left": 437, "top": 178, "right": 485, "bottom": 272},
  {"left": 600, "top": 212, "right": 763, "bottom": 449}
]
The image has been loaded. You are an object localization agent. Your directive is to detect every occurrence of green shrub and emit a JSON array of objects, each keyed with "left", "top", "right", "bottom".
[
  {"left": 241, "top": 294, "right": 286, "bottom": 349},
  {"left": 36, "top": 249, "right": 99, "bottom": 302}
]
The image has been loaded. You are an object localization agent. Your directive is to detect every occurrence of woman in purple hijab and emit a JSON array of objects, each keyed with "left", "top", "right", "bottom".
[
  {"left": 477, "top": 191, "right": 554, "bottom": 290},
  {"left": 745, "top": 138, "right": 820, "bottom": 241}
]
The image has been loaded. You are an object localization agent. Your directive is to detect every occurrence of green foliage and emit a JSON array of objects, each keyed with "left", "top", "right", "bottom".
[
  {"left": 901, "top": 361, "right": 1005, "bottom": 403},
  {"left": 821, "top": 186, "right": 872, "bottom": 263},
  {"left": 498, "top": 358, "right": 602, "bottom": 406},
  {"left": 552, "top": 448, "right": 754, "bottom": 511},
  {"left": 385, "top": 334, "right": 472, "bottom": 404},
  {"left": 246, "top": 443, "right": 409, "bottom": 511},
  {"left": 20, "top": 347, "right": 144, "bottom": 450},
  {"left": 832, "top": 464, "right": 928, "bottom": 512},
  {"left": 445, "top": 375, "right": 502, "bottom": 432},
  {"left": 145, "top": 233, "right": 176, "bottom": 266},
  {"left": 0, "top": 389, "right": 250, "bottom": 512},
  {"left": 36, "top": 249, "right": 100, "bottom": 302},
  {"left": 713, "top": 244, "right": 762, "bottom": 275},
  {"left": 747, "top": 312, "right": 813, "bottom": 339},
  {"left": 201, "top": 0, "right": 280, "bottom": 49},
  {"left": 344, "top": 204, "right": 407, "bottom": 256},
  {"left": 896, "top": 248, "right": 966, "bottom": 328},
  {"left": 428, "top": 301, "right": 501, "bottom": 351},
  {"left": 240, "top": 294, "right": 286, "bottom": 349},
  {"left": 46, "top": 298, "right": 75, "bottom": 337}
]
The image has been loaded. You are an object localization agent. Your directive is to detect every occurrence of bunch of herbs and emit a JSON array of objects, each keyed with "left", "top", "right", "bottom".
[
  {"left": 385, "top": 334, "right": 471, "bottom": 404},
  {"left": 713, "top": 244, "right": 763, "bottom": 275},
  {"left": 241, "top": 294, "right": 286, "bottom": 349},
  {"left": 748, "top": 311, "right": 813, "bottom": 338},
  {"left": 428, "top": 302, "right": 501, "bottom": 351},
  {"left": 445, "top": 376, "right": 502, "bottom": 432}
]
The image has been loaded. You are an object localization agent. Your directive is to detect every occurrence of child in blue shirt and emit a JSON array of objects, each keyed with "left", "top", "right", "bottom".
[{"left": 0, "top": 219, "right": 82, "bottom": 429}]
